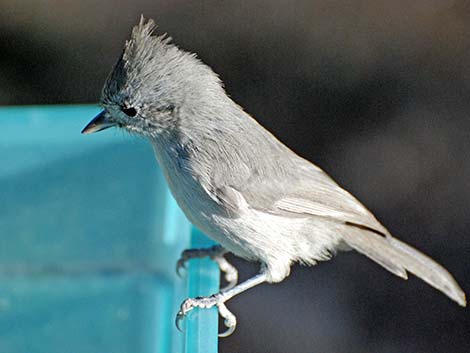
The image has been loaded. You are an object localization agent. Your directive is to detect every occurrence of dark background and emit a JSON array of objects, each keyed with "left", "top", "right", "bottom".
[{"left": 1, "top": 1, "right": 469, "bottom": 352}]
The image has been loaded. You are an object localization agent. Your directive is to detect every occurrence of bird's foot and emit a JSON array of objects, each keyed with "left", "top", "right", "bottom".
[
  {"left": 176, "top": 245, "right": 224, "bottom": 276},
  {"left": 176, "top": 245, "right": 238, "bottom": 290},
  {"left": 175, "top": 293, "right": 237, "bottom": 337}
]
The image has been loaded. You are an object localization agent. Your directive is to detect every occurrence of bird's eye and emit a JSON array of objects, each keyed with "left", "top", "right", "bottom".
[{"left": 122, "top": 107, "right": 137, "bottom": 117}]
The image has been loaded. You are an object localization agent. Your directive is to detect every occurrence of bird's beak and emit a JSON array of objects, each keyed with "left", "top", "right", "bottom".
[{"left": 81, "top": 110, "right": 117, "bottom": 134}]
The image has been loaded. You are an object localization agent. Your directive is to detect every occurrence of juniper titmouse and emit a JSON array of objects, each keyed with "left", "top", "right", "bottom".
[{"left": 82, "top": 17, "right": 466, "bottom": 336}]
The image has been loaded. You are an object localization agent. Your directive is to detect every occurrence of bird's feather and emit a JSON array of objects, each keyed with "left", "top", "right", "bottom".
[{"left": 342, "top": 227, "right": 466, "bottom": 306}]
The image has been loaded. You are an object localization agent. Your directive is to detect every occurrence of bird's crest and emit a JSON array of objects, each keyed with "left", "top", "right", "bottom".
[
  {"left": 122, "top": 16, "right": 173, "bottom": 67},
  {"left": 101, "top": 16, "right": 177, "bottom": 105},
  {"left": 101, "top": 16, "right": 222, "bottom": 112}
]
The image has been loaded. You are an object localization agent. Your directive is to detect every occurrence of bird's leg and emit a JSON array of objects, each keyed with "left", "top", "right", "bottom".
[
  {"left": 176, "top": 245, "right": 238, "bottom": 290},
  {"left": 176, "top": 271, "right": 267, "bottom": 337}
]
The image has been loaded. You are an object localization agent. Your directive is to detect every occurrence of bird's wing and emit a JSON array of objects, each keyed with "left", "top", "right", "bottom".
[
  {"left": 223, "top": 157, "right": 390, "bottom": 236},
  {"left": 205, "top": 138, "right": 466, "bottom": 307}
]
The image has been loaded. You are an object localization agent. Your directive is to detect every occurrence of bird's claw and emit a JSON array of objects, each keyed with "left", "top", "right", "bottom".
[
  {"left": 175, "top": 294, "right": 237, "bottom": 337},
  {"left": 217, "top": 303, "right": 237, "bottom": 337},
  {"left": 176, "top": 246, "right": 224, "bottom": 278},
  {"left": 175, "top": 258, "right": 187, "bottom": 278},
  {"left": 175, "top": 246, "right": 239, "bottom": 290}
]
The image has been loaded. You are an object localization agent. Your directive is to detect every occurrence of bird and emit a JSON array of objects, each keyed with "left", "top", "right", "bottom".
[{"left": 82, "top": 17, "right": 466, "bottom": 337}]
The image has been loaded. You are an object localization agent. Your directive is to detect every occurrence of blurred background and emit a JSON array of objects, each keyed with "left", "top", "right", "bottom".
[{"left": 1, "top": 0, "right": 469, "bottom": 352}]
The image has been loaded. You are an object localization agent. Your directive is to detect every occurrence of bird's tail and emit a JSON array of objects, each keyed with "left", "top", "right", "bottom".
[{"left": 341, "top": 227, "right": 466, "bottom": 307}]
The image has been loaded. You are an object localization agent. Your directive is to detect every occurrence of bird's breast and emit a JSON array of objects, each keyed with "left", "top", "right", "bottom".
[{"left": 152, "top": 141, "right": 224, "bottom": 234}]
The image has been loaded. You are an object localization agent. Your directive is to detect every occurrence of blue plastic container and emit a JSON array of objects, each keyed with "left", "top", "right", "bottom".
[{"left": 0, "top": 105, "right": 219, "bottom": 353}]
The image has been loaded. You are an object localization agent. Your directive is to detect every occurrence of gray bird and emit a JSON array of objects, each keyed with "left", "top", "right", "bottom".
[{"left": 82, "top": 17, "right": 466, "bottom": 336}]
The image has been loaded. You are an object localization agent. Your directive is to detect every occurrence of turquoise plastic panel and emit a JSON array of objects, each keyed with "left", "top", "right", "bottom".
[{"left": 0, "top": 105, "right": 219, "bottom": 353}]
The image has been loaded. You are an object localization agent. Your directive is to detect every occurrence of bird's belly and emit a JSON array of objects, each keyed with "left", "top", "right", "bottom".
[
  {"left": 211, "top": 209, "right": 305, "bottom": 258},
  {"left": 212, "top": 208, "right": 344, "bottom": 268}
]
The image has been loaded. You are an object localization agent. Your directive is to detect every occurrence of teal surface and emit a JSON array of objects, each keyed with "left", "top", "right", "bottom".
[{"left": 0, "top": 105, "right": 219, "bottom": 353}]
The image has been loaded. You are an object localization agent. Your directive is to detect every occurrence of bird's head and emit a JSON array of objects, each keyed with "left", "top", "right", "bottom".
[{"left": 82, "top": 16, "right": 224, "bottom": 138}]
